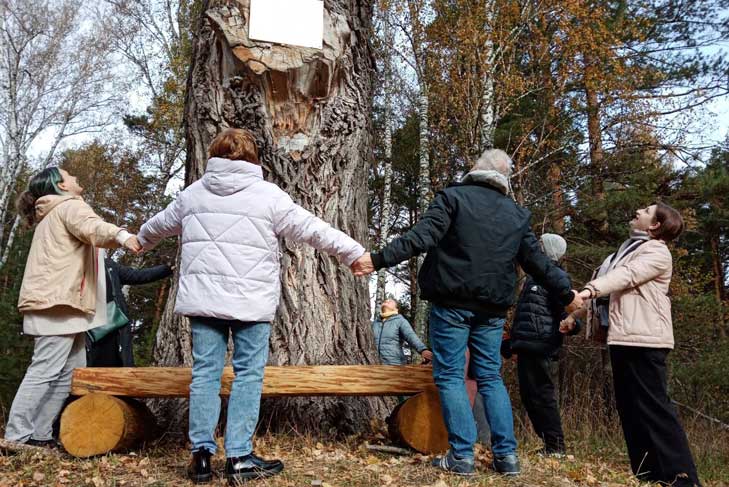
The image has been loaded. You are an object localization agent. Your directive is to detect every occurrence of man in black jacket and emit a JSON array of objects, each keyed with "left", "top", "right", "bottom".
[
  {"left": 86, "top": 257, "right": 173, "bottom": 367},
  {"left": 352, "top": 149, "right": 580, "bottom": 476},
  {"left": 503, "top": 233, "right": 581, "bottom": 457}
]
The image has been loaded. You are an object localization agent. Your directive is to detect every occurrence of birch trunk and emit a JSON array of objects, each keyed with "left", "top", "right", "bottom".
[
  {"left": 375, "top": 7, "right": 394, "bottom": 313},
  {"left": 413, "top": 91, "right": 430, "bottom": 338},
  {"left": 710, "top": 234, "right": 726, "bottom": 337},
  {"left": 479, "top": 0, "right": 496, "bottom": 153},
  {"left": 152, "top": 0, "right": 386, "bottom": 434}
]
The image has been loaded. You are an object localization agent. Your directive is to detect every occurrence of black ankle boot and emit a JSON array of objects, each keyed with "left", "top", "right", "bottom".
[
  {"left": 225, "top": 453, "right": 283, "bottom": 483},
  {"left": 25, "top": 439, "right": 60, "bottom": 449},
  {"left": 188, "top": 449, "right": 213, "bottom": 484}
]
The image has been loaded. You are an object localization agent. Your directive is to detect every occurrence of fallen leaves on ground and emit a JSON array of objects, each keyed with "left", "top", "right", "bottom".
[{"left": 0, "top": 433, "right": 721, "bottom": 487}]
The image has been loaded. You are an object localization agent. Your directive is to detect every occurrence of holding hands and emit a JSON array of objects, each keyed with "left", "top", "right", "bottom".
[
  {"left": 351, "top": 253, "right": 375, "bottom": 276},
  {"left": 421, "top": 349, "right": 433, "bottom": 364},
  {"left": 123, "top": 235, "right": 143, "bottom": 254},
  {"left": 559, "top": 315, "right": 577, "bottom": 334},
  {"left": 565, "top": 290, "right": 584, "bottom": 313}
]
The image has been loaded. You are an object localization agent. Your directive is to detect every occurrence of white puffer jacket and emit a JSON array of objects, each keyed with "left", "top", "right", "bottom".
[{"left": 138, "top": 158, "right": 365, "bottom": 322}]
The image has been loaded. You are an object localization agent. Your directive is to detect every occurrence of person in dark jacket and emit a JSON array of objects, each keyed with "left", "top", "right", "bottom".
[
  {"left": 372, "top": 300, "right": 432, "bottom": 365},
  {"left": 86, "top": 257, "right": 172, "bottom": 367},
  {"left": 502, "top": 233, "right": 580, "bottom": 456},
  {"left": 352, "top": 149, "right": 580, "bottom": 476}
]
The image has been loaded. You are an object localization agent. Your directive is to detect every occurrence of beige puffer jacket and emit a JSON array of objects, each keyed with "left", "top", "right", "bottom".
[
  {"left": 18, "top": 195, "right": 124, "bottom": 315},
  {"left": 584, "top": 239, "right": 674, "bottom": 349}
]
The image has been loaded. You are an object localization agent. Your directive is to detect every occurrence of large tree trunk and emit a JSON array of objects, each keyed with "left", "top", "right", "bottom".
[{"left": 152, "top": 0, "right": 386, "bottom": 435}]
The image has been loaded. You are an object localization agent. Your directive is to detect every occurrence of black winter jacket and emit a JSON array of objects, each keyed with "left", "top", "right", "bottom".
[
  {"left": 86, "top": 259, "right": 173, "bottom": 367},
  {"left": 509, "top": 274, "right": 581, "bottom": 357},
  {"left": 371, "top": 181, "right": 573, "bottom": 315}
]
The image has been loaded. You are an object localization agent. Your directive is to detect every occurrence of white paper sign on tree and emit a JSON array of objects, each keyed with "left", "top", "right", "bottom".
[{"left": 249, "top": 0, "right": 324, "bottom": 50}]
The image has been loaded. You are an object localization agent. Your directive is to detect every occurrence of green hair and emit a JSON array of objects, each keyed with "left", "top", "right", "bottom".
[{"left": 16, "top": 167, "right": 66, "bottom": 226}]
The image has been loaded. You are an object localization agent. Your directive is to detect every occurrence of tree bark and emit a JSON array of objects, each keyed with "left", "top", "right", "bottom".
[
  {"left": 710, "top": 234, "right": 726, "bottom": 337},
  {"left": 153, "top": 0, "right": 386, "bottom": 435},
  {"left": 375, "top": 6, "right": 394, "bottom": 313},
  {"left": 413, "top": 92, "right": 430, "bottom": 338},
  {"left": 479, "top": 0, "right": 496, "bottom": 153}
]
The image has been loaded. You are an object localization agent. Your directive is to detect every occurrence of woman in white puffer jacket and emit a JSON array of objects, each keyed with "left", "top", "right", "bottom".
[{"left": 137, "top": 128, "right": 365, "bottom": 484}]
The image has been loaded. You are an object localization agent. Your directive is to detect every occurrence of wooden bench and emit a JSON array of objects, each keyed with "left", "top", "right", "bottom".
[{"left": 60, "top": 366, "right": 448, "bottom": 457}]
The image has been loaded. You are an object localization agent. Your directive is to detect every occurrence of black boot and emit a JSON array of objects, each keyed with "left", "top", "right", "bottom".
[
  {"left": 225, "top": 453, "right": 283, "bottom": 483},
  {"left": 188, "top": 449, "right": 213, "bottom": 484},
  {"left": 25, "top": 439, "right": 60, "bottom": 449}
]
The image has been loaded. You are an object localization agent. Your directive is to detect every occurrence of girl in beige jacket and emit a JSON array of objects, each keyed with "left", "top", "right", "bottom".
[
  {"left": 574, "top": 203, "right": 700, "bottom": 487},
  {"left": 4, "top": 167, "right": 141, "bottom": 447}
]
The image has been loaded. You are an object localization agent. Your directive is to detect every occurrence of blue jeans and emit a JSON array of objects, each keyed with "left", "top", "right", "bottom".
[
  {"left": 188, "top": 317, "right": 271, "bottom": 457},
  {"left": 429, "top": 305, "right": 517, "bottom": 459}
]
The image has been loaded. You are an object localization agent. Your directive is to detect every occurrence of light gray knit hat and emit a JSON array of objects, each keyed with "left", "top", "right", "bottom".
[{"left": 540, "top": 233, "right": 567, "bottom": 262}]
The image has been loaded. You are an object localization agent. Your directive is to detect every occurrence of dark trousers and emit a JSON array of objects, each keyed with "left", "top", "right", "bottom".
[
  {"left": 517, "top": 352, "right": 565, "bottom": 453},
  {"left": 610, "top": 345, "right": 701, "bottom": 486}
]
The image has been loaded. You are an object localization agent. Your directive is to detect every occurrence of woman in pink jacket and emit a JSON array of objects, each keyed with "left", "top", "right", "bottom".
[{"left": 577, "top": 203, "right": 700, "bottom": 487}]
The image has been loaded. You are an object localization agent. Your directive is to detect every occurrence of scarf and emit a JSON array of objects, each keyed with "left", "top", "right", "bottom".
[
  {"left": 461, "top": 169, "right": 510, "bottom": 194},
  {"left": 593, "top": 229, "right": 651, "bottom": 328},
  {"left": 379, "top": 310, "right": 398, "bottom": 320}
]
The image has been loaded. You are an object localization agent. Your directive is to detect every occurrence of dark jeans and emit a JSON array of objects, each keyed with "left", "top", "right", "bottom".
[
  {"left": 610, "top": 345, "right": 701, "bottom": 487},
  {"left": 517, "top": 352, "right": 565, "bottom": 453}
]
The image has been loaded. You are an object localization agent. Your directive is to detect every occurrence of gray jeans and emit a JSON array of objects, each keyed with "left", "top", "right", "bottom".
[{"left": 4, "top": 333, "right": 86, "bottom": 442}]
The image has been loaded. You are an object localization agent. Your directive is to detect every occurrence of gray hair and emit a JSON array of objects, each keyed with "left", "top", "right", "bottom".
[
  {"left": 462, "top": 149, "right": 513, "bottom": 194},
  {"left": 473, "top": 149, "right": 513, "bottom": 176}
]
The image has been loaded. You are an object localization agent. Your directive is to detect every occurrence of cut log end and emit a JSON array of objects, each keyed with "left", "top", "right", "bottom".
[
  {"left": 390, "top": 389, "right": 449, "bottom": 455},
  {"left": 60, "top": 393, "right": 156, "bottom": 458}
]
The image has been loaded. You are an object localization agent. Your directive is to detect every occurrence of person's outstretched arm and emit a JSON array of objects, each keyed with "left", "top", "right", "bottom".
[
  {"left": 583, "top": 243, "right": 670, "bottom": 298},
  {"left": 272, "top": 194, "right": 365, "bottom": 265},
  {"left": 137, "top": 197, "right": 184, "bottom": 251},
  {"left": 371, "top": 191, "right": 453, "bottom": 270},
  {"left": 398, "top": 317, "right": 428, "bottom": 354},
  {"left": 60, "top": 199, "right": 138, "bottom": 251},
  {"left": 117, "top": 263, "right": 173, "bottom": 286}
]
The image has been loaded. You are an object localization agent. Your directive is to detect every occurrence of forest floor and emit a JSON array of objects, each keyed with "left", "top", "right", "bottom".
[{"left": 1, "top": 427, "right": 727, "bottom": 487}]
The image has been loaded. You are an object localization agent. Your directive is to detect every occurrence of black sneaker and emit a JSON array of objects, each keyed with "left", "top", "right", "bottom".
[
  {"left": 493, "top": 453, "right": 520, "bottom": 475},
  {"left": 225, "top": 453, "right": 284, "bottom": 483},
  {"left": 25, "top": 439, "right": 60, "bottom": 449},
  {"left": 188, "top": 448, "right": 213, "bottom": 484},
  {"left": 431, "top": 450, "right": 476, "bottom": 476}
]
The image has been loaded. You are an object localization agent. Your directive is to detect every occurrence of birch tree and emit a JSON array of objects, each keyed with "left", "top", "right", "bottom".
[
  {"left": 99, "top": 0, "right": 192, "bottom": 195},
  {"left": 0, "top": 0, "right": 119, "bottom": 269},
  {"left": 374, "top": 1, "right": 395, "bottom": 313}
]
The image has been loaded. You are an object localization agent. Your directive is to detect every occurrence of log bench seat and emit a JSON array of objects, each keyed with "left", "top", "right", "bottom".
[{"left": 60, "top": 366, "right": 448, "bottom": 457}]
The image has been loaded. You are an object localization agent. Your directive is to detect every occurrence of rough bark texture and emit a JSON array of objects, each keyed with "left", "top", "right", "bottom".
[{"left": 152, "top": 0, "right": 386, "bottom": 435}]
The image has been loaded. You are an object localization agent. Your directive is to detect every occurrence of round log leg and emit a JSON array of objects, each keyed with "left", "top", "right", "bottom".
[
  {"left": 60, "top": 393, "right": 156, "bottom": 457},
  {"left": 390, "top": 389, "right": 449, "bottom": 454}
]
